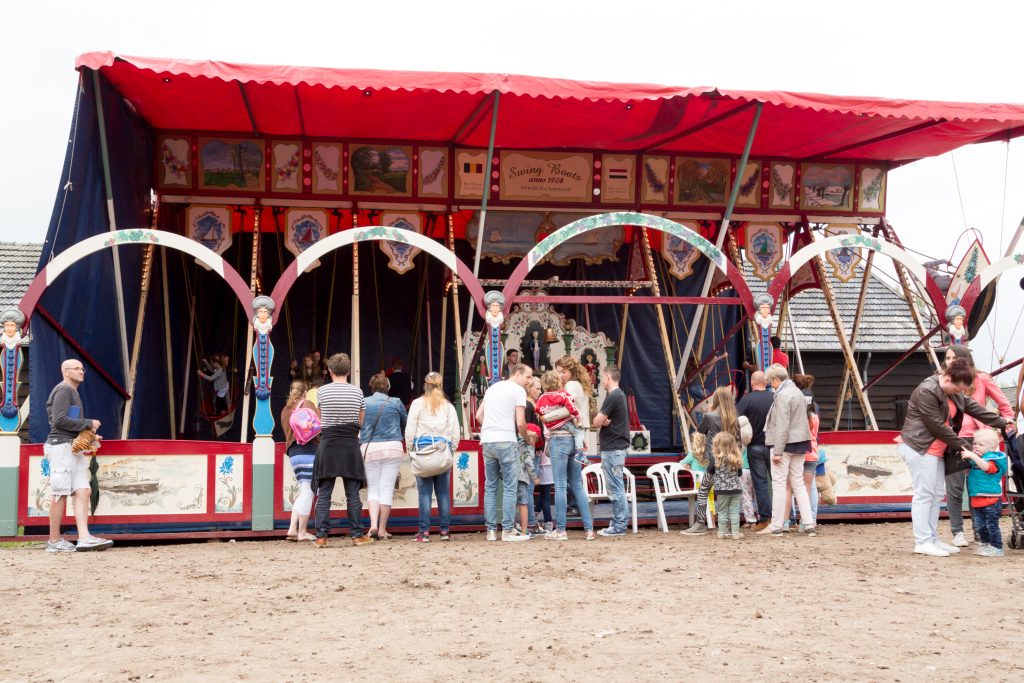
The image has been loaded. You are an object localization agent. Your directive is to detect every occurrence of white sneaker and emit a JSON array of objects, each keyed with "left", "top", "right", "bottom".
[
  {"left": 935, "top": 540, "right": 960, "bottom": 554},
  {"left": 485, "top": 529, "right": 498, "bottom": 542},
  {"left": 76, "top": 536, "right": 113, "bottom": 552},
  {"left": 979, "top": 545, "right": 1005, "bottom": 557},
  {"left": 501, "top": 529, "right": 530, "bottom": 542},
  {"left": 952, "top": 532, "right": 969, "bottom": 547},
  {"left": 972, "top": 543, "right": 993, "bottom": 556},
  {"left": 45, "top": 538, "right": 76, "bottom": 553},
  {"left": 913, "top": 542, "right": 951, "bottom": 557}
]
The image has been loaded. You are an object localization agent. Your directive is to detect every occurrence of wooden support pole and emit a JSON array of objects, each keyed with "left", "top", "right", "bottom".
[
  {"left": 812, "top": 251, "right": 878, "bottom": 430},
  {"left": 640, "top": 228, "right": 691, "bottom": 453},
  {"left": 833, "top": 248, "right": 875, "bottom": 430},
  {"left": 617, "top": 303, "right": 630, "bottom": 365},
  {"left": 121, "top": 196, "right": 160, "bottom": 439},
  {"left": 446, "top": 213, "right": 469, "bottom": 435},
  {"left": 120, "top": 243, "right": 155, "bottom": 438}
]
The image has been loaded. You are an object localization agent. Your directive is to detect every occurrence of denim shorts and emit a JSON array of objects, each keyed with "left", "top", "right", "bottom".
[{"left": 517, "top": 481, "right": 531, "bottom": 505}]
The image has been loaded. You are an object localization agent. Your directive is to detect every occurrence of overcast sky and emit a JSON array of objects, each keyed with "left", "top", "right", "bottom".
[{"left": 1, "top": 0, "right": 1021, "bottom": 376}]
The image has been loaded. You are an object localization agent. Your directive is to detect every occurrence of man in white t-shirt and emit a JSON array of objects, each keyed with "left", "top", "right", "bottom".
[{"left": 476, "top": 363, "right": 532, "bottom": 541}]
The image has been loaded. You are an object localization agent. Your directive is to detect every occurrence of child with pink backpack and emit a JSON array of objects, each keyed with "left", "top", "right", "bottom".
[{"left": 281, "top": 380, "right": 321, "bottom": 542}]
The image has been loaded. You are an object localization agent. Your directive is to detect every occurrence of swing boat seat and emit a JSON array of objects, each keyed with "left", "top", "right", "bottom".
[{"left": 646, "top": 462, "right": 701, "bottom": 532}]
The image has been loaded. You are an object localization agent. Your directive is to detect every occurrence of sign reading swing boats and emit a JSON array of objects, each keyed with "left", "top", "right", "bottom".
[{"left": 499, "top": 151, "right": 593, "bottom": 202}]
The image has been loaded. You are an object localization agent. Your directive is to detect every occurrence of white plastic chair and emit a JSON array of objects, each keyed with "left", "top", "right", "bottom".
[
  {"left": 646, "top": 462, "right": 701, "bottom": 532},
  {"left": 582, "top": 462, "right": 638, "bottom": 534}
]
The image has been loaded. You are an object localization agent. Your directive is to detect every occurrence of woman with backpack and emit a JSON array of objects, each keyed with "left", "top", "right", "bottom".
[
  {"left": 281, "top": 380, "right": 319, "bottom": 542},
  {"left": 405, "top": 372, "right": 460, "bottom": 542}
]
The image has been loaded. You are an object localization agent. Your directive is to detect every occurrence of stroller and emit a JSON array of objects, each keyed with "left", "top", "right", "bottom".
[{"left": 1005, "top": 427, "right": 1024, "bottom": 550}]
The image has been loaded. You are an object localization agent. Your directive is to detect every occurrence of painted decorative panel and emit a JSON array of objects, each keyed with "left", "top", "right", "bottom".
[{"left": 215, "top": 454, "right": 243, "bottom": 513}]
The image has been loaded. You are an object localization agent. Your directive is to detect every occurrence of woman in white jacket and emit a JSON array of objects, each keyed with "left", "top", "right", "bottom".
[{"left": 405, "top": 372, "right": 461, "bottom": 542}]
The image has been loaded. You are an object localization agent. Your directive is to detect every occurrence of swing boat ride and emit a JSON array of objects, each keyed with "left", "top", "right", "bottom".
[{"left": 2, "top": 52, "right": 1024, "bottom": 539}]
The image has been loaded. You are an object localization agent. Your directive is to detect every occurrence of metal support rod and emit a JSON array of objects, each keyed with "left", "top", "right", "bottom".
[
  {"left": 512, "top": 295, "right": 743, "bottom": 306},
  {"left": 447, "top": 214, "right": 468, "bottom": 436},
  {"left": 640, "top": 228, "right": 691, "bottom": 453},
  {"left": 352, "top": 241, "right": 361, "bottom": 387},
  {"left": 833, "top": 248, "right": 875, "bottom": 430},
  {"left": 675, "top": 103, "right": 762, "bottom": 388},
  {"left": 462, "top": 91, "right": 501, "bottom": 373},
  {"left": 90, "top": 69, "right": 132, "bottom": 397},
  {"left": 880, "top": 220, "right": 943, "bottom": 372},
  {"left": 239, "top": 206, "right": 261, "bottom": 443},
  {"left": 161, "top": 248, "right": 176, "bottom": 438},
  {"left": 812, "top": 251, "right": 878, "bottom": 429},
  {"left": 863, "top": 324, "right": 942, "bottom": 391}
]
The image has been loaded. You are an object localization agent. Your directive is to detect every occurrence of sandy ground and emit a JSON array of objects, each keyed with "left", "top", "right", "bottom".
[{"left": 2, "top": 521, "right": 1023, "bottom": 682}]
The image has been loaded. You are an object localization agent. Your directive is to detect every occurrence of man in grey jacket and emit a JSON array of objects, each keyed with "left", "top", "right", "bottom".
[
  {"left": 757, "top": 364, "right": 816, "bottom": 536},
  {"left": 45, "top": 359, "right": 112, "bottom": 552}
]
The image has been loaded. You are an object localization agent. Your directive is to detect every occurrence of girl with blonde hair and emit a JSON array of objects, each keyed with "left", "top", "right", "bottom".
[
  {"left": 280, "top": 380, "right": 318, "bottom": 542},
  {"left": 405, "top": 372, "right": 460, "bottom": 542},
  {"left": 710, "top": 432, "right": 744, "bottom": 539}
]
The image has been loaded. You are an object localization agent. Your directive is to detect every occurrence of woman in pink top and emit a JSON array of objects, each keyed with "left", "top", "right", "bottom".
[{"left": 943, "top": 346, "right": 1014, "bottom": 547}]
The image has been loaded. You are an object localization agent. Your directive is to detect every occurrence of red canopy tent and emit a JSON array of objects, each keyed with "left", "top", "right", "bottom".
[{"left": 78, "top": 52, "right": 1024, "bottom": 163}]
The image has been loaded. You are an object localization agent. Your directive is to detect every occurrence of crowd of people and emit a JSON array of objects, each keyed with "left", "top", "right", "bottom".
[{"left": 42, "top": 338, "right": 1020, "bottom": 556}]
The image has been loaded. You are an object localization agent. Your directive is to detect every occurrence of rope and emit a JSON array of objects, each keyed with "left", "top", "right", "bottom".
[
  {"left": 49, "top": 72, "right": 85, "bottom": 262},
  {"left": 951, "top": 153, "right": 969, "bottom": 231},
  {"left": 1000, "top": 141, "right": 1010, "bottom": 257}
]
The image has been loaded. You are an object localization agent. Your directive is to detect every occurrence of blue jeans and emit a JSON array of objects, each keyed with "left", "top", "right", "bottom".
[
  {"left": 550, "top": 435, "right": 594, "bottom": 532},
  {"left": 601, "top": 449, "right": 629, "bottom": 532},
  {"left": 483, "top": 441, "right": 520, "bottom": 531},
  {"left": 971, "top": 501, "right": 1003, "bottom": 550},
  {"left": 416, "top": 472, "right": 451, "bottom": 534}
]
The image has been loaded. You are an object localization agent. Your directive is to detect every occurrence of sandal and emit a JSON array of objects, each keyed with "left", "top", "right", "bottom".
[
  {"left": 378, "top": 531, "right": 392, "bottom": 541},
  {"left": 367, "top": 527, "right": 379, "bottom": 539},
  {"left": 285, "top": 534, "right": 298, "bottom": 542}
]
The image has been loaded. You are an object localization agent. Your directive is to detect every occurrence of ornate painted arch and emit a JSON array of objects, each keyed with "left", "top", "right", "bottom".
[
  {"left": 17, "top": 229, "right": 252, "bottom": 328},
  {"left": 499, "top": 212, "right": 756, "bottom": 316},
  {"left": 269, "top": 225, "right": 485, "bottom": 322},
  {"left": 959, "top": 250, "right": 1024, "bottom": 318},
  {"left": 767, "top": 233, "right": 949, "bottom": 322}
]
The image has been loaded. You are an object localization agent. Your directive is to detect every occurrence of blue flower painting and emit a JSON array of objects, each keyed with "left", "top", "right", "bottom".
[
  {"left": 457, "top": 453, "right": 469, "bottom": 471},
  {"left": 219, "top": 456, "right": 234, "bottom": 475},
  {"left": 41, "top": 458, "right": 50, "bottom": 477}
]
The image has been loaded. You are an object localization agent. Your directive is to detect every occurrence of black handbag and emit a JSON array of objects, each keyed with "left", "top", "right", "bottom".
[{"left": 942, "top": 405, "right": 970, "bottom": 475}]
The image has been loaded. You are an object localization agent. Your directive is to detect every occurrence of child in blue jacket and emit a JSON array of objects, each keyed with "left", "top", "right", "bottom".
[{"left": 962, "top": 428, "right": 1009, "bottom": 557}]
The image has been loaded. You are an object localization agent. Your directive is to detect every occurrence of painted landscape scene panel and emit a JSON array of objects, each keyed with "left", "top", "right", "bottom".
[{"left": 200, "top": 139, "right": 264, "bottom": 190}]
